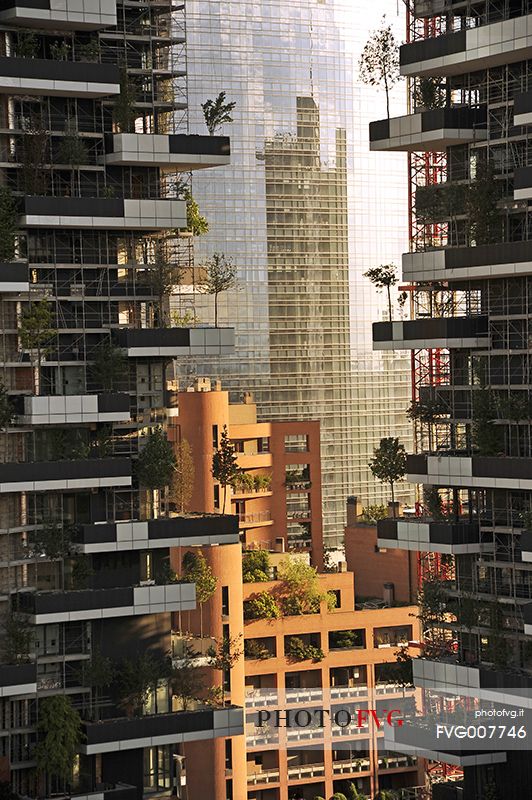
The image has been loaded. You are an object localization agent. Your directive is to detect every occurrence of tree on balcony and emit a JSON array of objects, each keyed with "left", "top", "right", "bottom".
[
  {"left": 242, "top": 549, "right": 271, "bottom": 582},
  {"left": 413, "top": 76, "right": 446, "bottom": 111},
  {"left": 114, "top": 67, "right": 139, "bottom": 133},
  {"left": 0, "top": 187, "right": 18, "bottom": 262},
  {"left": 137, "top": 427, "right": 176, "bottom": 517},
  {"left": 212, "top": 425, "right": 238, "bottom": 510},
  {"left": 243, "top": 591, "right": 280, "bottom": 620},
  {"left": 19, "top": 299, "right": 55, "bottom": 396},
  {"left": 81, "top": 650, "right": 115, "bottom": 721},
  {"left": 201, "top": 91, "right": 236, "bottom": 135},
  {"left": 144, "top": 242, "right": 184, "bottom": 327},
  {"left": 276, "top": 558, "right": 335, "bottom": 615},
  {"left": 207, "top": 632, "right": 243, "bottom": 703},
  {"left": 35, "top": 695, "right": 82, "bottom": 795},
  {"left": 467, "top": 160, "right": 501, "bottom": 246},
  {"left": 170, "top": 645, "right": 205, "bottom": 711},
  {"left": 170, "top": 439, "right": 195, "bottom": 513},
  {"left": 21, "top": 117, "right": 50, "bottom": 196},
  {"left": 116, "top": 653, "right": 166, "bottom": 717},
  {"left": 185, "top": 192, "right": 209, "bottom": 237},
  {"left": 0, "top": 612, "right": 32, "bottom": 664},
  {"left": 363, "top": 264, "right": 397, "bottom": 322},
  {"left": 90, "top": 339, "right": 128, "bottom": 392},
  {"left": 201, "top": 252, "right": 238, "bottom": 327},
  {"left": 359, "top": 18, "right": 400, "bottom": 119},
  {"left": 58, "top": 121, "right": 88, "bottom": 196},
  {"left": 368, "top": 437, "right": 406, "bottom": 513},
  {"left": 181, "top": 550, "right": 217, "bottom": 636}
]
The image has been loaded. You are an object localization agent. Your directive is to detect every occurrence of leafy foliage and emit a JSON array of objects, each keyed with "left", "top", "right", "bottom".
[
  {"left": 116, "top": 653, "right": 167, "bottom": 717},
  {"left": 185, "top": 193, "right": 209, "bottom": 236},
  {"left": 170, "top": 645, "right": 205, "bottom": 711},
  {"left": 207, "top": 633, "right": 243, "bottom": 701},
  {"left": 363, "top": 264, "right": 397, "bottom": 321},
  {"left": 212, "top": 425, "right": 239, "bottom": 510},
  {"left": 170, "top": 438, "right": 195, "bottom": 513},
  {"left": 0, "top": 383, "right": 14, "bottom": 430},
  {"left": 471, "top": 387, "right": 503, "bottom": 456},
  {"left": 90, "top": 340, "right": 128, "bottom": 392},
  {"left": 144, "top": 242, "right": 184, "bottom": 327},
  {"left": 35, "top": 696, "right": 82, "bottom": 783},
  {"left": 21, "top": 118, "right": 50, "bottom": 195},
  {"left": 0, "top": 612, "right": 32, "bottom": 663},
  {"left": 201, "top": 252, "right": 238, "bottom": 326},
  {"left": 28, "top": 521, "right": 73, "bottom": 560},
  {"left": 201, "top": 91, "right": 236, "bottom": 135},
  {"left": 243, "top": 591, "right": 280, "bottom": 620},
  {"left": 113, "top": 67, "right": 139, "bottom": 133},
  {"left": 182, "top": 550, "right": 217, "bottom": 605},
  {"left": 242, "top": 550, "right": 271, "bottom": 582},
  {"left": 137, "top": 427, "right": 176, "bottom": 491},
  {"left": 285, "top": 636, "right": 324, "bottom": 662},
  {"left": 413, "top": 77, "right": 445, "bottom": 110},
  {"left": 359, "top": 504, "right": 388, "bottom": 524},
  {"left": 467, "top": 160, "right": 501, "bottom": 246},
  {"left": 368, "top": 437, "right": 407, "bottom": 509},
  {"left": 244, "top": 638, "right": 271, "bottom": 660},
  {"left": 20, "top": 299, "right": 55, "bottom": 394},
  {"left": 276, "top": 558, "right": 329, "bottom": 615},
  {"left": 359, "top": 18, "right": 400, "bottom": 118},
  {"left": 0, "top": 186, "right": 18, "bottom": 261}
]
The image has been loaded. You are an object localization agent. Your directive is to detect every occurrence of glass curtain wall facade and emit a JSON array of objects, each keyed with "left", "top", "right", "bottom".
[{"left": 179, "top": 0, "right": 413, "bottom": 543}]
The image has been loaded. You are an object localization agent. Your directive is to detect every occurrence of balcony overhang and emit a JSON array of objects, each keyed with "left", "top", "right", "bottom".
[
  {"left": 385, "top": 725, "right": 507, "bottom": 767},
  {"left": 114, "top": 326, "right": 235, "bottom": 358},
  {"left": 521, "top": 530, "right": 532, "bottom": 563},
  {"left": 0, "top": 261, "right": 29, "bottom": 292},
  {"left": 407, "top": 454, "right": 532, "bottom": 491},
  {"left": 0, "top": 457, "right": 131, "bottom": 493},
  {"left": 21, "top": 197, "right": 186, "bottom": 231},
  {"left": 522, "top": 601, "right": 532, "bottom": 635},
  {"left": 81, "top": 707, "right": 244, "bottom": 754},
  {"left": 513, "top": 165, "right": 532, "bottom": 200},
  {"left": 372, "top": 317, "right": 489, "bottom": 351},
  {"left": 18, "top": 582, "right": 196, "bottom": 624},
  {"left": 377, "top": 518, "right": 482, "bottom": 555},
  {"left": 77, "top": 514, "right": 240, "bottom": 554},
  {"left": 412, "top": 659, "right": 532, "bottom": 708},
  {"left": 0, "top": 57, "right": 119, "bottom": 98},
  {"left": 514, "top": 90, "right": 532, "bottom": 127},
  {"left": 0, "top": 663, "right": 36, "bottom": 698},
  {"left": 369, "top": 108, "right": 486, "bottom": 152},
  {"left": 403, "top": 240, "right": 532, "bottom": 283},
  {"left": 0, "top": 0, "right": 117, "bottom": 28},
  {"left": 104, "top": 133, "right": 230, "bottom": 170},
  {"left": 20, "top": 393, "right": 130, "bottom": 425},
  {"left": 400, "top": 14, "right": 532, "bottom": 78}
]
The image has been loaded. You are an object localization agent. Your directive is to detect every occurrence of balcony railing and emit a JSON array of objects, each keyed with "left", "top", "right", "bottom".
[
  {"left": 246, "top": 769, "right": 280, "bottom": 785},
  {"left": 238, "top": 511, "right": 272, "bottom": 525},
  {"left": 287, "top": 763, "right": 325, "bottom": 779},
  {"left": 332, "top": 758, "right": 371, "bottom": 774}
]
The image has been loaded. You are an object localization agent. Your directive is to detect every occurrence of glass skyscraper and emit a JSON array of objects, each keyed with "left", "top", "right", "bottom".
[{"left": 179, "top": 0, "right": 413, "bottom": 543}]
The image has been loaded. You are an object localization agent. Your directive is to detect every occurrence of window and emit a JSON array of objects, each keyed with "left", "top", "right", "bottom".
[
  {"left": 143, "top": 746, "right": 172, "bottom": 794},
  {"left": 284, "top": 433, "right": 309, "bottom": 452},
  {"left": 373, "top": 625, "right": 412, "bottom": 648},
  {"left": 214, "top": 485, "right": 220, "bottom": 509},
  {"left": 222, "top": 586, "right": 229, "bottom": 616},
  {"left": 225, "top": 739, "right": 232, "bottom": 770},
  {"left": 257, "top": 437, "right": 270, "bottom": 453},
  {"left": 212, "top": 424, "right": 218, "bottom": 448}
]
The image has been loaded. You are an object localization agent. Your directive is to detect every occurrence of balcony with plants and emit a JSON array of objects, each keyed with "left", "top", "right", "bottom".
[
  {"left": 103, "top": 132, "right": 230, "bottom": 170},
  {"left": 0, "top": 0, "right": 117, "bottom": 29}
]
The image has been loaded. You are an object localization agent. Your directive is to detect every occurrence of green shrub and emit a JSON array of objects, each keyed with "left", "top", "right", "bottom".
[
  {"left": 244, "top": 591, "right": 280, "bottom": 620},
  {"left": 242, "top": 550, "right": 270, "bottom": 583}
]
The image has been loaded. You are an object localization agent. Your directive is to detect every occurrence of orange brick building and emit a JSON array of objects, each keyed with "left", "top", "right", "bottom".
[{"left": 168, "top": 381, "right": 422, "bottom": 800}]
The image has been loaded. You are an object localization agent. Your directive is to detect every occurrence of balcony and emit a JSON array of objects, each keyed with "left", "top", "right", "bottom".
[
  {"left": 377, "top": 518, "right": 482, "bottom": 555},
  {"left": 521, "top": 530, "right": 532, "bottom": 563},
  {"left": 0, "top": 0, "right": 117, "bottom": 28},
  {"left": 21, "top": 196, "right": 186, "bottom": 230},
  {"left": 0, "top": 57, "right": 119, "bottom": 98},
  {"left": 20, "top": 393, "right": 130, "bottom": 425},
  {"left": 76, "top": 513, "right": 239, "bottom": 554},
  {"left": 412, "top": 658, "right": 532, "bottom": 708},
  {"left": 403, "top": 240, "right": 532, "bottom": 283},
  {"left": 0, "top": 457, "right": 131, "bottom": 493},
  {"left": 385, "top": 722, "right": 507, "bottom": 767},
  {"left": 0, "top": 261, "right": 29, "bottom": 292},
  {"left": 246, "top": 768, "right": 280, "bottom": 785},
  {"left": 239, "top": 511, "right": 273, "bottom": 528},
  {"left": 407, "top": 453, "right": 532, "bottom": 491},
  {"left": 17, "top": 582, "right": 196, "bottom": 624},
  {"left": 513, "top": 165, "right": 532, "bottom": 200},
  {"left": 114, "top": 326, "right": 234, "bottom": 358},
  {"left": 81, "top": 707, "right": 243, "bottom": 754},
  {"left": 104, "top": 133, "right": 230, "bottom": 170},
  {"left": 369, "top": 107, "right": 486, "bottom": 152},
  {"left": 332, "top": 757, "right": 371, "bottom": 774},
  {"left": 372, "top": 316, "right": 489, "bottom": 351},
  {"left": 514, "top": 89, "right": 532, "bottom": 126},
  {"left": 0, "top": 663, "right": 36, "bottom": 697},
  {"left": 287, "top": 763, "right": 325, "bottom": 780},
  {"left": 399, "top": 14, "right": 532, "bottom": 78}
]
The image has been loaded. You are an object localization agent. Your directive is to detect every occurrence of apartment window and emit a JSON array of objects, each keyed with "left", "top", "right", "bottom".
[
  {"left": 143, "top": 746, "right": 172, "bottom": 793},
  {"left": 226, "top": 779, "right": 233, "bottom": 800},
  {"left": 214, "top": 485, "right": 220, "bottom": 509},
  {"left": 284, "top": 433, "right": 309, "bottom": 452},
  {"left": 222, "top": 586, "right": 229, "bottom": 616},
  {"left": 373, "top": 625, "right": 412, "bottom": 648},
  {"left": 212, "top": 425, "right": 219, "bottom": 448},
  {"left": 257, "top": 437, "right": 270, "bottom": 453},
  {"left": 225, "top": 739, "right": 232, "bottom": 770}
]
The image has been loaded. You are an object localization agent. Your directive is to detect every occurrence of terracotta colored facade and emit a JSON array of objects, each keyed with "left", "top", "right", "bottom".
[
  {"left": 169, "top": 381, "right": 324, "bottom": 568},
  {"left": 169, "top": 382, "right": 422, "bottom": 800}
]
